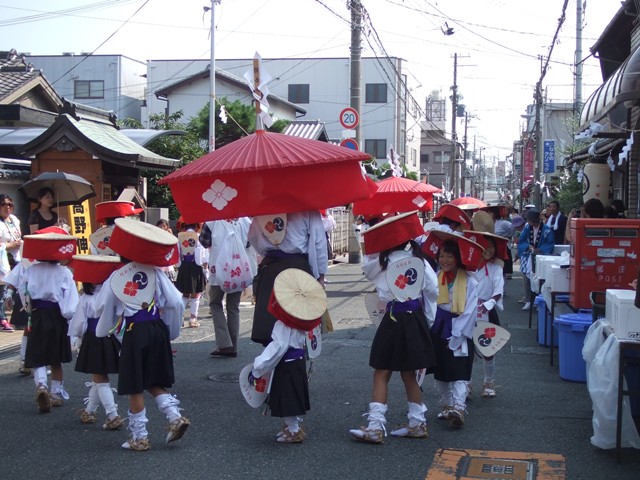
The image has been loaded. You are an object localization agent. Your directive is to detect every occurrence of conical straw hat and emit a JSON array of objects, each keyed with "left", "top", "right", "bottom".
[{"left": 273, "top": 269, "right": 327, "bottom": 321}]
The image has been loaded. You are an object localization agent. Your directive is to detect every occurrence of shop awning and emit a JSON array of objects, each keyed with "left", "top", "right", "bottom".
[{"left": 579, "top": 45, "right": 640, "bottom": 130}]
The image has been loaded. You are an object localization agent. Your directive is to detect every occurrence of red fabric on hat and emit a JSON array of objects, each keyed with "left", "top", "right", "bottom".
[
  {"left": 35, "top": 226, "right": 69, "bottom": 235},
  {"left": 267, "top": 290, "right": 321, "bottom": 332},
  {"left": 363, "top": 212, "right": 424, "bottom": 254},
  {"left": 95, "top": 201, "right": 141, "bottom": 223},
  {"left": 421, "top": 230, "right": 484, "bottom": 271},
  {"left": 433, "top": 204, "right": 472, "bottom": 229},
  {"left": 71, "top": 257, "right": 123, "bottom": 284},
  {"left": 23, "top": 234, "right": 77, "bottom": 261},
  {"left": 109, "top": 223, "right": 179, "bottom": 267}
]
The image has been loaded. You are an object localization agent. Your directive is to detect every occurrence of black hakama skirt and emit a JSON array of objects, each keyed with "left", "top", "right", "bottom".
[
  {"left": 175, "top": 261, "right": 206, "bottom": 295},
  {"left": 24, "top": 304, "right": 72, "bottom": 368},
  {"left": 268, "top": 357, "right": 310, "bottom": 418},
  {"left": 369, "top": 308, "right": 436, "bottom": 372},
  {"left": 74, "top": 330, "right": 120, "bottom": 375},
  {"left": 117, "top": 319, "right": 175, "bottom": 395},
  {"left": 251, "top": 253, "right": 312, "bottom": 345},
  {"left": 430, "top": 307, "right": 474, "bottom": 382}
]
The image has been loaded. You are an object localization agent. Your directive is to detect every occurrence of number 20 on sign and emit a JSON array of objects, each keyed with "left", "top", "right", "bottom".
[{"left": 339, "top": 107, "right": 359, "bottom": 129}]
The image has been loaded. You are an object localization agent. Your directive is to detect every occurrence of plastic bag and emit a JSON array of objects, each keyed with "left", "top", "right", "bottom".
[{"left": 214, "top": 230, "right": 253, "bottom": 293}]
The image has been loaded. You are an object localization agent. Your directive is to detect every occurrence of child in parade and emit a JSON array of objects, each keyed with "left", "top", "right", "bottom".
[
  {"left": 250, "top": 268, "right": 327, "bottom": 443},
  {"left": 175, "top": 221, "right": 207, "bottom": 328},
  {"left": 95, "top": 218, "right": 188, "bottom": 451},
  {"left": 349, "top": 212, "right": 438, "bottom": 444},
  {"left": 422, "top": 230, "right": 483, "bottom": 428},
  {"left": 89, "top": 201, "right": 143, "bottom": 256},
  {"left": 248, "top": 211, "right": 327, "bottom": 346},
  {"left": 68, "top": 254, "right": 124, "bottom": 429},
  {"left": 463, "top": 229, "right": 509, "bottom": 398},
  {"left": 4, "top": 228, "right": 79, "bottom": 413}
]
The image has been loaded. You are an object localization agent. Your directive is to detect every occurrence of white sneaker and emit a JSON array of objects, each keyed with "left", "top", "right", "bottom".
[{"left": 522, "top": 302, "right": 531, "bottom": 311}]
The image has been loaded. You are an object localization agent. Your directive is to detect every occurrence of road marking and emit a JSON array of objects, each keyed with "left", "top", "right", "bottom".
[{"left": 425, "top": 448, "right": 565, "bottom": 479}]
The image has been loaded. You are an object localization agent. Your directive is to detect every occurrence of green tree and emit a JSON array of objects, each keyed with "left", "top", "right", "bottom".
[{"left": 189, "top": 99, "right": 288, "bottom": 146}]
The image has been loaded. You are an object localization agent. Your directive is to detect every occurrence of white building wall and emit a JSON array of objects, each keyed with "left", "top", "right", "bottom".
[
  {"left": 26, "top": 54, "right": 146, "bottom": 121},
  {"left": 145, "top": 57, "right": 422, "bottom": 175}
]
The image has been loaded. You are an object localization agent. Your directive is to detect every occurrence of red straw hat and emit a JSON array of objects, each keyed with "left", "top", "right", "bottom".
[
  {"left": 34, "top": 226, "right": 69, "bottom": 235},
  {"left": 463, "top": 230, "right": 509, "bottom": 261},
  {"left": 23, "top": 232, "right": 77, "bottom": 261},
  {"left": 95, "top": 201, "right": 143, "bottom": 223},
  {"left": 433, "top": 204, "right": 472, "bottom": 230},
  {"left": 71, "top": 254, "right": 123, "bottom": 283},
  {"left": 108, "top": 217, "right": 179, "bottom": 266},
  {"left": 267, "top": 268, "right": 326, "bottom": 332},
  {"left": 422, "top": 229, "right": 484, "bottom": 270},
  {"left": 362, "top": 211, "right": 424, "bottom": 255}
]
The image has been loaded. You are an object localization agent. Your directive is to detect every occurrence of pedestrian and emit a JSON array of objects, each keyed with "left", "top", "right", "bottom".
[
  {"left": 421, "top": 229, "right": 483, "bottom": 428},
  {"left": 349, "top": 212, "right": 438, "bottom": 444},
  {"left": 491, "top": 206, "right": 515, "bottom": 279},
  {"left": 517, "top": 209, "right": 554, "bottom": 310},
  {"left": 156, "top": 219, "right": 178, "bottom": 284},
  {"left": 95, "top": 218, "right": 189, "bottom": 452},
  {"left": 199, "top": 217, "right": 254, "bottom": 357},
  {"left": 248, "top": 211, "right": 327, "bottom": 346},
  {"left": 4, "top": 227, "right": 79, "bottom": 413},
  {"left": 611, "top": 199, "right": 627, "bottom": 218},
  {"left": 0, "top": 194, "right": 22, "bottom": 333},
  {"left": 28, "top": 187, "right": 58, "bottom": 233},
  {"left": 89, "top": 201, "right": 143, "bottom": 255},
  {"left": 249, "top": 268, "right": 327, "bottom": 443},
  {"left": 463, "top": 230, "right": 509, "bottom": 398},
  {"left": 545, "top": 200, "right": 567, "bottom": 246},
  {"left": 432, "top": 204, "right": 472, "bottom": 234},
  {"left": 175, "top": 221, "right": 207, "bottom": 328},
  {"left": 320, "top": 209, "right": 337, "bottom": 265},
  {"left": 68, "top": 254, "right": 124, "bottom": 429}
]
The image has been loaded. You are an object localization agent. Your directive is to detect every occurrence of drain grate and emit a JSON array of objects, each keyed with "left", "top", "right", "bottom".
[{"left": 208, "top": 373, "right": 239, "bottom": 383}]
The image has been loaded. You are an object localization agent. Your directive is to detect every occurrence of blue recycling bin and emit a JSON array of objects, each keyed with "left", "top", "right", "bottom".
[
  {"left": 554, "top": 312, "right": 592, "bottom": 382},
  {"left": 536, "top": 295, "right": 558, "bottom": 347}
]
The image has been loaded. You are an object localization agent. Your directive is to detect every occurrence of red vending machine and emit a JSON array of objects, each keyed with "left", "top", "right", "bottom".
[{"left": 569, "top": 218, "right": 640, "bottom": 310}]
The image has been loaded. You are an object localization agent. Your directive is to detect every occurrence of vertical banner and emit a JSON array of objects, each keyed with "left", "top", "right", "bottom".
[
  {"left": 543, "top": 140, "right": 555, "bottom": 173},
  {"left": 65, "top": 200, "right": 93, "bottom": 255},
  {"left": 524, "top": 139, "right": 534, "bottom": 178}
]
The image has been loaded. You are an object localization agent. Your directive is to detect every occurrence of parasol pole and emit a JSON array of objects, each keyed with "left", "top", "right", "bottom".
[{"left": 253, "top": 56, "right": 264, "bottom": 131}]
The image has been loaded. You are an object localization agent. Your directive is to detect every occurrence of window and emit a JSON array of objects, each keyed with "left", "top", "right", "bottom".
[
  {"left": 434, "top": 152, "right": 450, "bottom": 163},
  {"left": 74, "top": 80, "right": 104, "bottom": 99},
  {"left": 365, "top": 139, "right": 387, "bottom": 159},
  {"left": 365, "top": 83, "right": 387, "bottom": 103},
  {"left": 421, "top": 153, "right": 429, "bottom": 164},
  {"left": 288, "top": 84, "right": 309, "bottom": 104}
]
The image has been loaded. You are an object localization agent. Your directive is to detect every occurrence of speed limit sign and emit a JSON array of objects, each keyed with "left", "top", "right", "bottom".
[{"left": 339, "top": 107, "right": 359, "bottom": 129}]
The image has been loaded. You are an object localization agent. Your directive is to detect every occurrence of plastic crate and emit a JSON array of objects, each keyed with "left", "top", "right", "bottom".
[{"left": 590, "top": 291, "right": 606, "bottom": 323}]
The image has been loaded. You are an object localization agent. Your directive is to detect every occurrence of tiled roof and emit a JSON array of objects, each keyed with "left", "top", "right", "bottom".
[
  {"left": 283, "top": 120, "right": 329, "bottom": 141},
  {"left": 0, "top": 49, "right": 39, "bottom": 102}
]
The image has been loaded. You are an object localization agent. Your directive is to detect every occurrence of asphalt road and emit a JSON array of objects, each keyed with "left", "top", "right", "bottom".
[{"left": 0, "top": 261, "right": 639, "bottom": 479}]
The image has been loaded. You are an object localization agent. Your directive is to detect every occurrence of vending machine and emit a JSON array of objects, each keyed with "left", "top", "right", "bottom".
[{"left": 569, "top": 218, "right": 640, "bottom": 310}]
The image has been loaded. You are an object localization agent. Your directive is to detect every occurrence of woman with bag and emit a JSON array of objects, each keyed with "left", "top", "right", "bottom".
[
  {"left": 199, "top": 217, "right": 254, "bottom": 357},
  {"left": 0, "top": 194, "right": 23, "bottom": 332}
]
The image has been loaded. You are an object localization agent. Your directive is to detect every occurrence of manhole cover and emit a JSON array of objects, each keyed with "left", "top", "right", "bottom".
[{"left": 208, "top": 373, "right": 239, "bottom": 383}]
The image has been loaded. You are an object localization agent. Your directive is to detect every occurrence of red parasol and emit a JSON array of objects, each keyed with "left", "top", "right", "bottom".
[
  {"left": 353, "top": 176, "right": 441, "bottom": 215},
  {"left": 449, "top": 196, "right": 487, "bottom": 209},
  {"left": 159, "top": 130, "right": 371, "bottom": 222}
]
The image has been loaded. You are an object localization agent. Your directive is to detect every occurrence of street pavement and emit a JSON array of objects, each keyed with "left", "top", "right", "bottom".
[{"left": 0, "top": 259, "right": 639, "bottom": 479}]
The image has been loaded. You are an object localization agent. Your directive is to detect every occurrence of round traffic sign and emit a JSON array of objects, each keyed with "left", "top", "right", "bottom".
[
  {"left": 339, "top": 107, "right": 359, "bottom": 129},
  {"left": 340, "top": 138, "right": 359, "bottom": 150}
]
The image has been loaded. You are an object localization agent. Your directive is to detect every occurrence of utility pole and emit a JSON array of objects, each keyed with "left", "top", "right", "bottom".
[
  {"left": 347, "top": 0, "right": 362, "bottom": 264},
  {"left": 575, "top": 0, "right": 583, "bottom": 114},
  {"left": 450, "top": 53, "right": 458, "bottom": 198},
  {"left": 462, "top": 111, "right": 469, "bottom": 195},
  {"left": 207, "top": 0, "right": 221, "bottom": 152}
]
